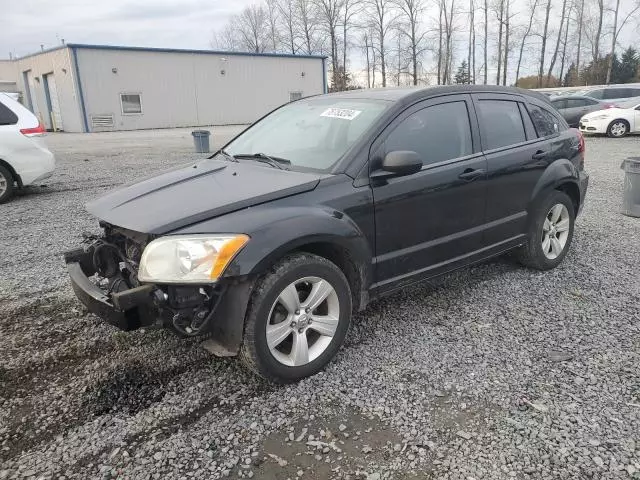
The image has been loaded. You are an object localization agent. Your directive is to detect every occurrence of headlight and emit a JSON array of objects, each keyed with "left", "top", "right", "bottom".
[
  {"left": 138, "top": 234, "right": 249, "bottom": 283},
  {"left": 589, "top": 114, "right": 611, "bottom": 120}
]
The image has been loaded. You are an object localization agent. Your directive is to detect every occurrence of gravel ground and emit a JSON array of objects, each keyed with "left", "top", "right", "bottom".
[{"left": 1, "top": 130, "right": 639, "bottom": 480}]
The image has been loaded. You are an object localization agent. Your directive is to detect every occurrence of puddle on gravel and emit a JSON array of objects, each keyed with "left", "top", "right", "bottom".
[{"left": 248, "top": 410, "right": 434, "bottom": 479}]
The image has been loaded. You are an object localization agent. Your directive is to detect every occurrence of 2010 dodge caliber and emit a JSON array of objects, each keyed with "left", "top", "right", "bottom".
[{"left": 66, "top": 86, "right": 589, "bottom": 383}]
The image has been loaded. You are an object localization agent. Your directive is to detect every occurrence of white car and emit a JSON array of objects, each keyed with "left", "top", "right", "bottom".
[
  {"left": 0, "top": 92, "right": 55, "bottom": 203},
  {"left": 579, "top": 101, "right": 640, "bottom": 137}
]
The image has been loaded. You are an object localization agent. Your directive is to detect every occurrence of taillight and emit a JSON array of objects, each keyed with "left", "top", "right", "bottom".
[
  {"left": 20, "top": 123, "right": 46, "bottom": 136},
  {"left": 577, "top": 129, "right": 585, "bottom": 154},
  {"left": 604, "top": 103, "right": 617, "bottom": 109}
]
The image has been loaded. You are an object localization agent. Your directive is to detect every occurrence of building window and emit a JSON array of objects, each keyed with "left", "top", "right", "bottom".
[
  {"left": 120, "top": 93, "right": 142, "bottom": 114},
  {"left": 289, "top": 91, "right": 303, "bottom": 102}
]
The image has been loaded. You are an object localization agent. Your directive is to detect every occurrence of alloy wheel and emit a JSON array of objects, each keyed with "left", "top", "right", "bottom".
[
  {"left": 266, "top": 276, "right": 340, "bottom": 367},
  {"left": 0, "top": 171, "right": 7, "bottom": 197},
  {"left": 610, "top": 121, "right": 627, "bottom": 137},
  {"left": 541, "top": 204, "right": 570, "bottom": 260}
]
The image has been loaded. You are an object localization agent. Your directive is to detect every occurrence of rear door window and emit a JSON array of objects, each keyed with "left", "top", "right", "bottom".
[
  {"left": 476, "top": 100, "right": 526, "bottom": 149},
  {"left": 385, "top": 101, "right": 473, "bottom": 165},
  {"left": 0, "top": 101, "right": 18, "bottom": 126}
]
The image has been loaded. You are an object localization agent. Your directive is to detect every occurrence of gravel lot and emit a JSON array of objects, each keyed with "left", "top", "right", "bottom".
[{"left": 1, "top": 129, "right": 639, "bottom": 480}]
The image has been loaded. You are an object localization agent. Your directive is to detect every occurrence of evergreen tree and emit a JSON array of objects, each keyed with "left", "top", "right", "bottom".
[
  {"left": 612, "top": 47, "right": 639, "bottom": 83},
  {"left": 454, "top": 60, "right": 471, "bottom": 84}
]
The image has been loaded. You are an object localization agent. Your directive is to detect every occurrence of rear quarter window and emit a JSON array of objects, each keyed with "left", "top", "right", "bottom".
[
  {"left": 526, "top": 104, "right": 564, "bottom": 137},
  {"left": 0, "top": 101, "right": 18, "bottom": 125}
]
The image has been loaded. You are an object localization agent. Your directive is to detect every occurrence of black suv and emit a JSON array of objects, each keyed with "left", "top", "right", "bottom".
[{"left": 66, "top": 86, "right": 589, "bottom": 383}]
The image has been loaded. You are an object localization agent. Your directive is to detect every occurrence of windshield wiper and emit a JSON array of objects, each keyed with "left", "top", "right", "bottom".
[
  {"left": 214, "top": 149, "right": 239, "bottom": 162},
  {"left": 233, "top": 153, "right": 291, "bottom": 170}
]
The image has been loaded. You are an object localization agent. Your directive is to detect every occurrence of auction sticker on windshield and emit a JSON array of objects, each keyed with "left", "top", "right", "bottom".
[{"left": 320, "top": 108, "right": 362, "bottom": 120}]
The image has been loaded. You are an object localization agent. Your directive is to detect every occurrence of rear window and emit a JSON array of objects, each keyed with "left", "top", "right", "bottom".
[
  {"left": 585, "top": 89, "right": 604, "bottom": 99},
  {"left": 476, "top": 100, "right": 526, "bottom": 149},
  {"left": 0, "top": 101, "right": 18, "bottom": 126}
]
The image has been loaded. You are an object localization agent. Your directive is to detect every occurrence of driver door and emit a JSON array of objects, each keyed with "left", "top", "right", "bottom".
[{"left": 370, "top": 95, "right": 488, "bottom": 292}]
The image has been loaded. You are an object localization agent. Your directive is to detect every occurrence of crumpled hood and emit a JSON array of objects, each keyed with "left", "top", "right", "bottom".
[{"left": 87, "top": 159, "right": 322, "bottom": 234}]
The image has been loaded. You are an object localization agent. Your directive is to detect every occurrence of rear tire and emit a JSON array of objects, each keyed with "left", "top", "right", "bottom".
[
  {"left": 240, "top": 253, "right": 352, "bottom": 383},
  {"left": 607, "top": 119, "right": 629, "bottom": 138},
  {"left": 0, "top": 165, "right": 15, "bottom": 204},
  {"left": 517, "top": 190, "right": 575, "bottom": 271}
]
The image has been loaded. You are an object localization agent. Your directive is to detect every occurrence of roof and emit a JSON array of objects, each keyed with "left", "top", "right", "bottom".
[
  {"left": 325, "top": 84, "right": 551, "bottom": 104},
  {"left": 12, "top": 43, "right": 327, "bottom": 61}
]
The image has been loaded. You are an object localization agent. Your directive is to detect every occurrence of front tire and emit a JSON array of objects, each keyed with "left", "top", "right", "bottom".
[
  {"left": 240, "top": 253, "right": 352, "bottom": 383},
  {"left": 0, "top": 165, "right": 15, "bottom": 204},
  {"left": 607, "top": 119, "right": 629, "bottom": 138},
  {"left": 517, "top": 191, "right": 575, "bottom": 271}
]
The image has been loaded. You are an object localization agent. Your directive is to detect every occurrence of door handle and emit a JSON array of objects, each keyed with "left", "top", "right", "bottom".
[
  {"left": 458, "top": 168, "right": 486, "bottom": 181},
  {"left": 531, "top": 150, "right": 548, "bottom": 160}
]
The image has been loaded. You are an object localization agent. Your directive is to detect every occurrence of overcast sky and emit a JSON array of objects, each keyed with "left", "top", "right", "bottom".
[{"left": 1, "top": 0, "right": 257, "bottom": 58}]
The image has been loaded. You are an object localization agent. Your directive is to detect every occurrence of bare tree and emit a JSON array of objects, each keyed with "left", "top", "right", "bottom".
[
  {"left": 502, "top": 0, "right": 511, "bottom": 85},
  {"left": 592, "top": 0, "right": 604, "bottom": 62},
  {"left": 277, "top": 0, "right": 299, "bottom": 53},
  {"left": 515, "top": 0, "right": 539, "bottom": 85},
  {"left": 546, "top": 0, "right": 568, "bottom": 85},
  {"left": 394, "top": 0, "right": 428, "bottom": 85},
  {"left": 537, "top": 0, "right": 552, "bottom": 87},
  {"left": 558, "top": 1, "right": 573, "bottom": 84},
  {"left": 441, "top": 0, "right": 457, "bottom": 83},
  {"left": 342, "top": 0, "right": 363, "bottom": 88},
  {"left": 438, "top": 0, "right": 444, "bottom": 84},
  {"left": 468, "top": 0, "right": 475, "bottom": 84},
  {"left": 211, "top": 23, "right": 241, "bottom": 51},
  {"left": 367, "top": 0, "right": 396, "bottom": 87},
  {"left": 606, "top": 0, "right": 640, "bottom": 83},
  {"left": 266, "top": 0, "right": 281, "bottom": 52},
  {"left": 483, "top": 0, "right": 488, "bottom": 84},
  {"left": 495, "top": 0, "right": 504, "bottom": 85},
  {"left": 575, "top": 0, "right": 584, "bottom": 78},
  {"left": 314, "top": 0, "right": 345, "bottom": 89},
  {"left": 297, "top": 0, "right": 321, "bottom": 54}
]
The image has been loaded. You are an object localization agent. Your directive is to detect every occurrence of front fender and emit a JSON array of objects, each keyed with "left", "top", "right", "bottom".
[
  {"left": 223, "top": 206, "right": 373, "bottom": 280},
  {"left": 530, "top": 158, "right": 580, "bottom": 206}
]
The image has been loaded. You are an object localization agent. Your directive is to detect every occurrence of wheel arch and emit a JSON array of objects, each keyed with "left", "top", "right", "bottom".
[
  {"left": 0, "top": 158, "right": 21, "bottom": 187},
  {"left": 220, "top": 207, "right": 374, "bottom": 312},
  {"left": 530, "top": 159, "right": 581, "bottom": 214}
]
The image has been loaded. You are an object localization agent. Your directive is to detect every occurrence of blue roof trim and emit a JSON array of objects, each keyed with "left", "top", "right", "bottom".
[
  {"left": 14, "top": 44, "right": 67, "bottom": 60},
  {"left": 71, "top": 47, "right": 89, "bottom": 133},
  {"left": 65, "top": 43, "right": 327, "bottom": 60}
]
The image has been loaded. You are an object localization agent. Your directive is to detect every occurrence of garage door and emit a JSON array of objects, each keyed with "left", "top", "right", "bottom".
[{"left": 43, "top": 73, "right": 64, "bottom": 131}]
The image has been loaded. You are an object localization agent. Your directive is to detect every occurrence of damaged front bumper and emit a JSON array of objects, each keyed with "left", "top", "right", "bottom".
[{"left": 64, "top": 247, "right": 254, "bottom": 354}]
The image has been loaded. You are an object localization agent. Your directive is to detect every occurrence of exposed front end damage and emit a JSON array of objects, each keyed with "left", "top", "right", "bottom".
[{"left": 64, "top": 223, "right": 253, "bottom": 355}]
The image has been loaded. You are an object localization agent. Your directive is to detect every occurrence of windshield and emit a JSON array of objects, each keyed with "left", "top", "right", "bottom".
[{"left": 225, "top": 97, "right": 389, "bottom": 172}]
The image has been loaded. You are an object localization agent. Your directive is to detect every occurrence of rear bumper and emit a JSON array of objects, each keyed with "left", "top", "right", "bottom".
[
  {"left": 16, "top": 149, "right": 56, "bottom": 186},
  {"left": 578, "top": 170, "right": 589, "bottom": 215}
]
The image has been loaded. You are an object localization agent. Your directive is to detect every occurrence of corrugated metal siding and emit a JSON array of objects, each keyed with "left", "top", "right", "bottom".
[
  {"left": 76, "top": 48, "right": 324, "bottom": 131},
  {"left": 11, "top": 48, "right": 84, "bottom": 132}
]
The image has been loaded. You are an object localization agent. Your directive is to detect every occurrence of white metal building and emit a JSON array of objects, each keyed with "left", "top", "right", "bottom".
[{"left": 1, "top": 44, "right": 327, "bottom": 133}]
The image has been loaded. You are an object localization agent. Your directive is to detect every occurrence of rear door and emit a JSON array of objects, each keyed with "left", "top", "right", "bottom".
[
  {"left": 371, "top": 94, "right": 488, "bottom": 290},
  {"left": 473, "top": 93, "right": 553, "bottom": 245},
  {"left": 564, "top": 98, "right": 592, "bottom": 126}
]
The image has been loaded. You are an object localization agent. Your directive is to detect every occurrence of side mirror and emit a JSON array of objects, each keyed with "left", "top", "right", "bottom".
[{"left": 372, "top": 151, "right": 423, "bottom": 179}]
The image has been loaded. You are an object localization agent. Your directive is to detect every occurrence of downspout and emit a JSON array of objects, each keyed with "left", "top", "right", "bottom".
[{"left": 70, "top": 47, "right": 89, "bottom": 132}]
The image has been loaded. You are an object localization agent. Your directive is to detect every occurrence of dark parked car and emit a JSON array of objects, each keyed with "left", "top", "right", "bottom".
[
  {"left": 66, "top": 86, "right": 589, "bottom": 383},
  {"left": 550, "top": 95, "right": 615, "bottom": 127}
]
